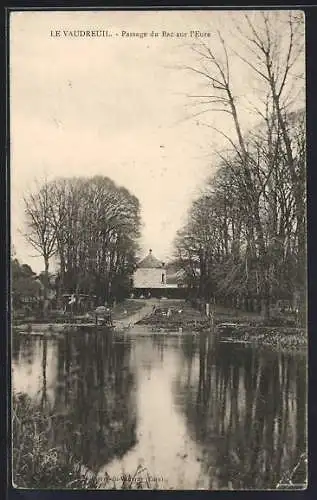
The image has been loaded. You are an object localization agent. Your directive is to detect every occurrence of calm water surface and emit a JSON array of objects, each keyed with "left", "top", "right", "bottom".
[{"left": 12, "top": 329, "right": 307, "bottom": 490}]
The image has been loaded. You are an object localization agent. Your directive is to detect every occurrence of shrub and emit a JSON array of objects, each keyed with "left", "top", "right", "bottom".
[{"left": 12, "top": 393, "right": 99, "bottom": 489}]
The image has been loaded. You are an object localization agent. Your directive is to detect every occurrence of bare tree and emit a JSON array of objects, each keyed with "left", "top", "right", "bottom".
[
  {"left": 23, "top": 179, "right": 57, "bottom": 316},
  {"left": 178, "top": 11, "right": 305, "bottom": 320},
  {"left": 30, "top": 175, "right": 141, "bottom": 306},
  {"left": 237, "top": 12, "right": 306, "bottom": 314},
  {"left": 183, "top": 33, "right": 270, "bottom": 315}
]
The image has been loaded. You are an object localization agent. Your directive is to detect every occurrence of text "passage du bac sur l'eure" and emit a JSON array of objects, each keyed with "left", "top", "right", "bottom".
[{"left": 121, "top": 30, "right": 211, "bottom": 38}]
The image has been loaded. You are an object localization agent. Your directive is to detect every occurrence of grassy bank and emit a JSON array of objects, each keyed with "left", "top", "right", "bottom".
[
  {"left": 12, "top": 393, "right": 100, "bottom": 489},
  {"left": 137, "top": 301, "right": 307, "bottom": 351},
  {"left": 111, "top": 299, "right": 147, "bottom": 320},
  {"left": 12, "top": 393, "right": 159, "bottom": 490},
  {"left": 217, "top": 325, "right": 307, "bottom": 351},
  {"left": 12, "top": 299, "right": 146, "bottom": 328}
]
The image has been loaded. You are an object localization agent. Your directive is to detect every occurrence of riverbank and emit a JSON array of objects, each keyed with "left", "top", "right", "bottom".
[
  {"left": 12, "top": 299, "right": 307, "bottom": 351},
  {"left": 12, "top": 393, "right": 161, "bottom": 489},
  {"left": 217, "top": 325, "right": 307, "bottom": 351},
  {"left": 12, "top": 299, "right": 152, "bottom": 334},
  {"left": 136, "top": 301, "right": 307, "bottom": 351},
  {"left": 12, "top": 393, "right": 100, "bottom": 488}
]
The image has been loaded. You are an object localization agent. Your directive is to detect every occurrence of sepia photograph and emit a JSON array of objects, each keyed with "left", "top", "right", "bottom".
[{"left": 10, "top": 8, "right": 307, "bottom": 490}]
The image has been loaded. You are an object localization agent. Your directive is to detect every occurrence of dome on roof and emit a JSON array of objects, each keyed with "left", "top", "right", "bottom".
[{"left": 137, "top": 249, "right": 163, "bottom": 269}]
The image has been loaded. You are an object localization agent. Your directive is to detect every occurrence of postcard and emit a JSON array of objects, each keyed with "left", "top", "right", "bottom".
[{"left": 10, "top": 8, "right": 307, "bottom": 490}]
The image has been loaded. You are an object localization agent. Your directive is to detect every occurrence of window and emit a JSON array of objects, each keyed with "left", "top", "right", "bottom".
[{"left": 162, "top": 273, "right": 165, "bottom": 284}]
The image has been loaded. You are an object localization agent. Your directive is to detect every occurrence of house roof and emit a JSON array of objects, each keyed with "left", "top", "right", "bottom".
[{"left": 137, "top": 249, "right": 163, "bottom": 269}]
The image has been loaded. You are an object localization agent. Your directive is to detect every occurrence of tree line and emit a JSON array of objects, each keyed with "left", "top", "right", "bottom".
[
  {"left": 23, "top": 175, "right": 141, "bottom": 311},
  {"left": 175, "top": 11, "right": 306, "bottom": 321}
]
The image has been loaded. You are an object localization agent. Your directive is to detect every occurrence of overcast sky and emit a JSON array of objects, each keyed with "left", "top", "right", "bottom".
[{"left": 10, "top": 9, "right": 304, "bottom": 273}]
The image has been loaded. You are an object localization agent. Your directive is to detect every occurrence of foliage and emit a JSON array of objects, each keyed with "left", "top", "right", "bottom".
[
  {"left": 12, "top": 392, "right": 100, "bottom": 489},
  {"left": 11, "top": 258, "right": 42, "bottom": 308},
  {"left": 12, "top": 390, "right": 154, "bottom": 490},
  {"left": 176, "top": 12, "right": 306, "bottom": 321},
  {"left": 23, "top": 176, "right": 141, "bottom": 304}
]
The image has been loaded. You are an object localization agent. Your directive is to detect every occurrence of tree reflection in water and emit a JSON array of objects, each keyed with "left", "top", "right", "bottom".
[
  {"left": 12, "top": 330, "right": 307, "bottom": 489},
  {"left": 12, "top": 332, "right": 21, "bottom": 362},
  {"left": 13, "top": 330, "right": 138, "bottom": 473},
  {"left": 12, "top": 335, "right": 37, "bottom": 365},
  {"left": 175, "top": 334, "right": 307, "bottom": 490},
  {"left": 151, "top": 334, "right": 166, "bottom": 363},
  {"left": 50, "top": 330, "right": 138, "bottom": 472}
]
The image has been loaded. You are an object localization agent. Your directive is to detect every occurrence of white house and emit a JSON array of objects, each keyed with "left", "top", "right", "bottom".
[{"left": 132, "top": 249, "right": 187, "bottom": 298}]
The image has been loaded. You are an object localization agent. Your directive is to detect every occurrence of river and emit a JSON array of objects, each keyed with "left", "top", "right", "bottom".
[{"left": 12, "top": 329, "right": 307, "bottom": 490}]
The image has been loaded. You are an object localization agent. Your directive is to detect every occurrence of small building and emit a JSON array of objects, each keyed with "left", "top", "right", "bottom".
[{"left": 132, "top": 249, "right": 187, "bottom": 298}]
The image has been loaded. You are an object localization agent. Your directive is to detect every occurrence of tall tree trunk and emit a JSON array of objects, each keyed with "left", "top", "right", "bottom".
[{"left": 43, "top": 256, "right": 49, "bottom": 318}]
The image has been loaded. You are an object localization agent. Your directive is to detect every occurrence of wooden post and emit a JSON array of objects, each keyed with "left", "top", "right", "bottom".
[{"left": 205, "top": 302, "right": 210, "bottom": 317}]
